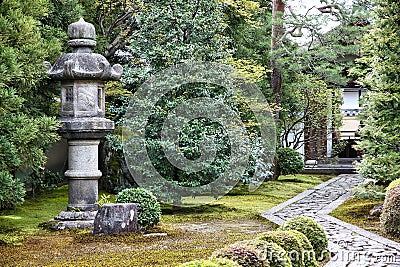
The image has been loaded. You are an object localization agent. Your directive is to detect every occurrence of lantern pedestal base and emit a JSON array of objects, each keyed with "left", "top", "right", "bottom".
[{"left": 48, "top": 210, "right": 97, "bottom": 230}]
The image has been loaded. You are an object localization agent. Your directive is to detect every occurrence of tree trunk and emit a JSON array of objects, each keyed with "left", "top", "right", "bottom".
[{"left": 270, "top": 0, "right": 285, "bottom": 180}]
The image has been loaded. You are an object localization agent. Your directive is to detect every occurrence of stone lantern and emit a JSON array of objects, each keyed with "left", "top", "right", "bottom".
[{"left": 46, "top": 18, "right": 122, "bottom": 229}]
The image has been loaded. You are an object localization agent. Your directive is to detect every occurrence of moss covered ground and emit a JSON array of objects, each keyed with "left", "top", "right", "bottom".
[
  {"left": 0, "top": 174, "right": 332, "bottom": 266},
  {"left": 330, "top": 197, "right": 400, "bottom": 242}
]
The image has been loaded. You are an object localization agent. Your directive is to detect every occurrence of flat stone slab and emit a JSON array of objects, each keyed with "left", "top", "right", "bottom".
[
  {"left": 48, "top": 210, "right": 97, "bottom": 230},
  {"left": 48, "top": 219, "right": 94, "bottom": 230},
  {"left": 93, "top": 203, "right": 138, "bottom": 235},
  {"left": 261, "top": 174, "right": 400, "bottom": 266},
  {"left": 55, "top": 211, "right": 97, "bottom": 220}
]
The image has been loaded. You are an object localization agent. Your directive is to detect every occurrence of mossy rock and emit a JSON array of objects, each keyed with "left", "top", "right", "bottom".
[
  {"left": 212, "top": 243, "right": 270, "bottom": 267},
  {"left": 381, "top": 186, "right": 400, "bottom": 237},
  {"left": 258, "top": 230, "right": 317, "bottom": 267},
  {"left": 178, "top": 258, "right": 241, "bottom": 267},
  {"left": 234, "top": 239, "right": 292, "bottom": 267},
  {"left": 279, "top": 216, "right": 328, "bottom": 260}
]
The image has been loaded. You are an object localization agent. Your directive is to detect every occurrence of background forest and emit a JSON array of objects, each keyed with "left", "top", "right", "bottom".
[{"left": 1, "top": 0, "right": 386, "bottom": 209}]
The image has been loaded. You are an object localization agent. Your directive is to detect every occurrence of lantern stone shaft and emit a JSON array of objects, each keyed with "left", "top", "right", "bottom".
[{"left": 46, "top": 18, "right": 122, "bottom": 216}]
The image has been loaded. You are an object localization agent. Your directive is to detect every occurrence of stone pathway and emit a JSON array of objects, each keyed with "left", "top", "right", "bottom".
[{"left": 261, "top": 174, "right": 400, "bottom": 266}]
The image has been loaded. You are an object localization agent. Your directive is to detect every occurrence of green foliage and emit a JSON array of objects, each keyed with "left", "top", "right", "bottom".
[
  {"left": 234, "top": 239, "right": 292, "bottom": 267},
  {"left": 107, "top": 0, "right": 270, "bottom": 200},
  {"left": 124, "top": 0, "right": 230, "bottom": 88},
  {"left": 279, "top": 74, "right": 343, "bottom": 154},
  {"left": 115, "top": 187, "right": 161, "bottom": 229},
  {"left": 179, "top": 258, "right": 241, "bottom": 267},
  {"left": 279, "top": 216, "right": 328, "bottom": 260},
  {"left": 0, "top": 171, "right": 25, "bottom": 210},
  {"left": 95, "top": 194, "right": 113, "bottom": 207},
  {"left": 352, "top": 0, "right": 400, "bottom": 184},
  {"left": 0, "top": 0, "right": 62, "bottom": 204},
  {"left": 258, "top": 230, "right": 317, "bottom": 267},
  {"left": 352, "top": 179, "right": 386, "bottom": 200},
  {"left": 276, "top": 148, "right": 304, "bottom": 176},
  {"left": 381, "top": 187, "right": 400, "bottom": 237},
  {"left": 212, "top": 243, "right": 269, "bottom": 267}
]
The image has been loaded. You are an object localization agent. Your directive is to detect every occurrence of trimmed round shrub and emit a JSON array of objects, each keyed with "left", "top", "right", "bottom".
[
  {"left": 381, "top": 186, "right": 400, "bottom": 237},
  {"left": 386, "top": 178, "right": 400, "bottom": 193},
  {"left": 212, "top": 243, "right": 269, "bottom": 267},
  {"left": 258, "top": 230, "right": 317, "bottom": 267},
  {"left": 279, "top": 216, "right": 328, "bottom": 260},
  {"left": 234, "top": 239, "right": 292, "bottom": 267},
  {"left": 0, "top": 171, "right": 25, "bottom": 210},
  {"left": 276, "top": 148, "right": 304, "bottom": 176},
  {"left": 115, "top": 187, "right": 161, "bottom": 229},
  {"left": 178, "top": 258, "right": 241, "bottom": 267}
]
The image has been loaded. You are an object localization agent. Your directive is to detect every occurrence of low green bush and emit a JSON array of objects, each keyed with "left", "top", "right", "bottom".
[
  {"left": 276, "top": 148, "right": 304, "bottom": 176},
  {"left": 381, "top": 186, "right": 400, "bottom": 237},
  {"left": 258, "top": 230, "right": 317, "bottom": 267},
  {"left": 234, "top": 239, "right": 292, "bottom": 267},
  {"left": 352, "top": 183, "right": 386, "bottom": 200},
  {"left": 178, "top": 258, "right": 241, "bottom": 267},
  {"left": 279, "top": 216, "right": 328, "bottom": 260},
  {"left": 115, "top": 187, "right": 161, "bottom": 229},
  {"left": 212, "top": 243, "right": 269, "bottom": 267},
  {"left": 386, "top": 178, "right": 400, "bottom": 193},
  {"left": 0, "top": 171, "right": 25, "bottom": 210}
]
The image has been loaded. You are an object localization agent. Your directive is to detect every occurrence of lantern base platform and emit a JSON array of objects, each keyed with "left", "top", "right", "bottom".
[{"left": 47, "top": 210, "right": 98, "bottom": 230}]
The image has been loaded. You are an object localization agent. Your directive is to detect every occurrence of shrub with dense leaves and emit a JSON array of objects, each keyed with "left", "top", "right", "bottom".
[
  {"left": 276, "top": 148, "right": 304, "bottom": 176},
  {"left": 212, "top": 243, "right": 269, "bottom": 267},
  {"left": 279, "top": 216, "right": 328, "bottom": 260},
  {"left": 0, "top": 171, "right": 25, "bottom": 210},
  {"left": 381, "top": 186, "right": 400, "bottom": 237},
  {"left": 386, "top": 179, "right": 400, "bottom": 193},
  {"left": 352, "top": 0, "right": 400, "bottom": 184},
  {"left": 258, "top": 230, "right": 317, "bottom": 267},
  {"left": 115, "top": 187, "right": 161, "bottom": 229},
  {"left": 234, "top": 239, "right": 292, "bottom": 267},
  {"left": 178, "top": 258, "right": 241, "bottom": 267}
]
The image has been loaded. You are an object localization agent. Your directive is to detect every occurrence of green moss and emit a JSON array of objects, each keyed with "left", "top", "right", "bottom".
[
  {"left": 163, "top": 175, "right": 333, "bottom": 224},
  {"left": 0, "top": 185, "right": 68, "bottom": 233},
  {"left": 0, "top": 174, "right": 332, "bottom": 266},
  {"left": 330, "top": 197, "right": 383, "bottom": 234},
  {"left": 178, "top": 258, "right": 241, "bottom": 267}
]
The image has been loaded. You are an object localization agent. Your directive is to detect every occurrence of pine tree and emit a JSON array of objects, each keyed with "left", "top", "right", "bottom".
[
  {"left": 0, "top": 0, "right": 60, "bottom": 207},
  {"left": 353, "top": 0, "right": 400, "bottom": 184}
]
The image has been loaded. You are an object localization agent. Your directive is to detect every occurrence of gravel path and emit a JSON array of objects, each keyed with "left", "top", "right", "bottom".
[{"left": 261, "top": 174, "right": 400, "bottom": 266}]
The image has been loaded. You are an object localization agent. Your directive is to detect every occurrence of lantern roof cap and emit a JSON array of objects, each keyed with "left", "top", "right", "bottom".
[{"left": 46, "top": 18, "right": 122, "bottom": 80}]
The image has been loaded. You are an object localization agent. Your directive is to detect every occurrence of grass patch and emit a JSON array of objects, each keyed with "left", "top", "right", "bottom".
[
  {"left": 330, "top": 197, "right": 400, "bottom": 242},
  {"left": 330, "top": 198, "right": 383, "bottom": 233},
  {"left": 0, "top": 185, "right": 68, "bottom": 233},
  {"left": 0, "top": 174, "right": 333, "bottom": 266},
  {"left": 162, "top": 174, "right": 332, "bottom": 223}
]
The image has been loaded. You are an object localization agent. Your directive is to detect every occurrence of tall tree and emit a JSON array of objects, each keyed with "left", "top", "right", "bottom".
[
  {"left": 0, "top": 0, "right": 61, "bottom": 207},
  {"left": 352, "top": 0, "right": 400, "bottom": 184},
  {"left": 101, "top": 0, "right": 234, "bottom": 194},
  {"left": 270, "top": 0, "right": 285, "bottom": 122}
]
